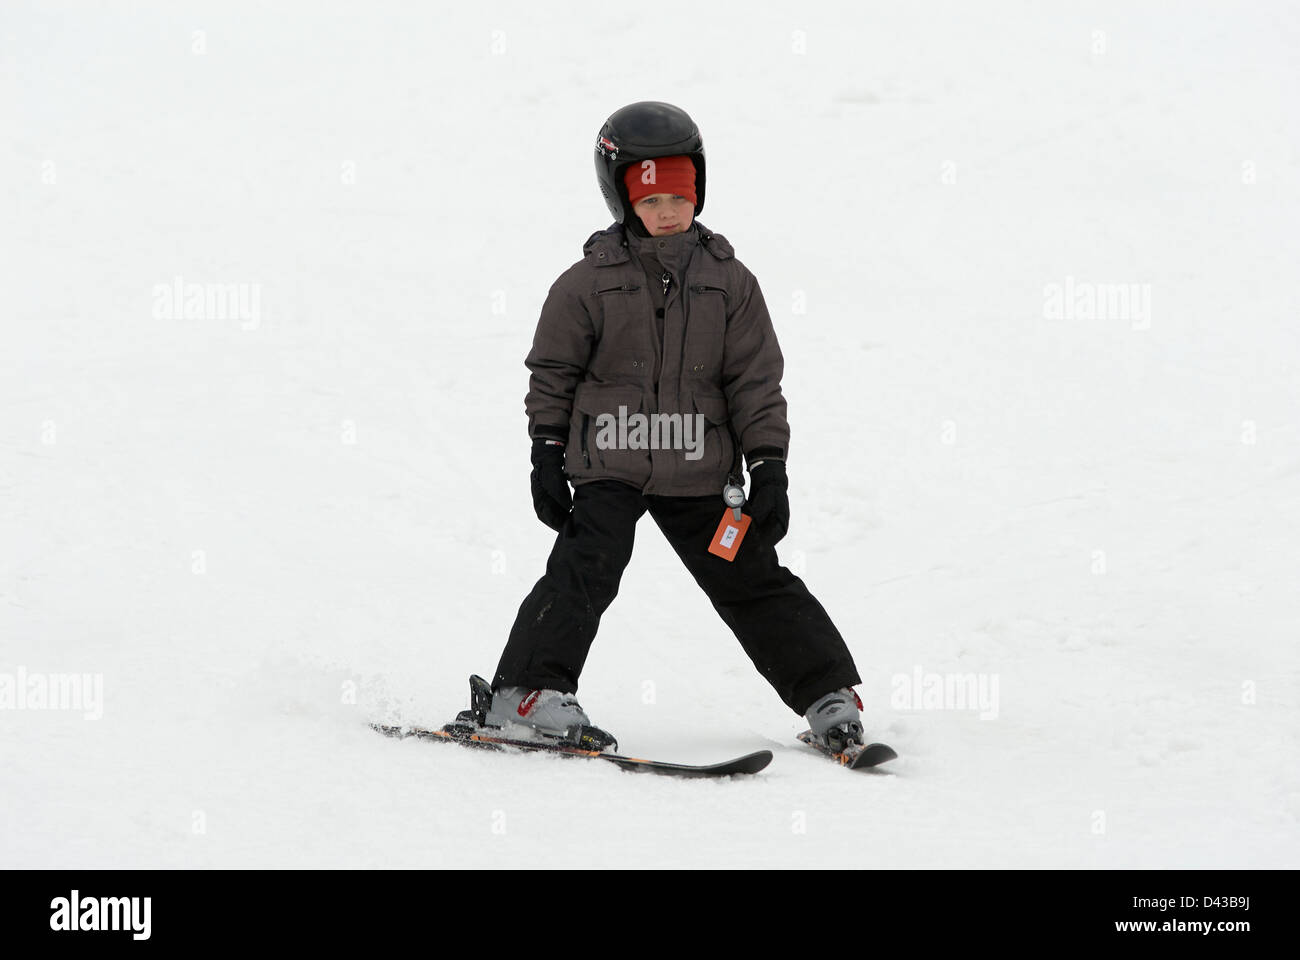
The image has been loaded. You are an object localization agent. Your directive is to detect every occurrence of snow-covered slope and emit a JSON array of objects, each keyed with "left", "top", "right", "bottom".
[{"left": 2, "top": 0, "right": 1297, "bottom": 867}]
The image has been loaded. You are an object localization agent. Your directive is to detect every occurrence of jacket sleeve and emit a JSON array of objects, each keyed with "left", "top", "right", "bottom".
[
  {"left": 524, "top": 274, "right": 594, "bottom": 441},
  {"left": 722, "top": 266, "right": 791, "bottom": 463}
]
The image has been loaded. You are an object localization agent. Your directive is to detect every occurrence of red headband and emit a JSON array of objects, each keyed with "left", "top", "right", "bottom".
[{"left": 623, "top": 155, "right": 697, "bottom": 207}]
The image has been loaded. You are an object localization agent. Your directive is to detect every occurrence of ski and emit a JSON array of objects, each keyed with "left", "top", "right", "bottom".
[
  {"left": 796, "top": 729, "right": 898, "bottom": 770},
  {"left": 373, "top": 721, "right": 773, "bottom": 779}
]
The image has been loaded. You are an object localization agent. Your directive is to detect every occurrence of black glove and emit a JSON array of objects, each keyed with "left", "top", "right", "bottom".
[
  {"left": 530, "top": 438, "right": 572, "bottom": 532},
  {"left": 746, "top": 458, "right": 789, "bottom": 544}
]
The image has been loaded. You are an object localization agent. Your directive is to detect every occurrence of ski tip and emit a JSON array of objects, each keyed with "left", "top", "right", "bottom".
[
  {"left": 851, "top": 742, "right": 898, "bottom": 770},
  {"left": 737, "top": 749, "right": 774, "bottom": 774},
  {"left": 604, "top": 747, "right": 774, "bottom": 777}
]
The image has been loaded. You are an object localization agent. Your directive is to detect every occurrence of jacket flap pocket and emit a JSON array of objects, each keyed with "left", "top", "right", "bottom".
[
  {"left": 691, "top": 388, "right": 730, "bottom": 424},
  {"left": 574, "top": 382, "right": 643, "bottom": 417}
]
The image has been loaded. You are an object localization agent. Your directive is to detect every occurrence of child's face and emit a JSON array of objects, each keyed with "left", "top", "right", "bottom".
[{"left": 632, "top": 194, "right": 695, "bottom": 236}]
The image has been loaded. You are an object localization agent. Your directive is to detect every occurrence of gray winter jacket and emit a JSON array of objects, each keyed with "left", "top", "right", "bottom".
[{"left": 524, "top": 220, "right": 789, "bottom": 496}]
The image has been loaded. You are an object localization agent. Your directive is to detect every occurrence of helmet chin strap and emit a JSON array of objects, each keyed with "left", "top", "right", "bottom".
[{"left": 625, "top": 214, "right": 650, "bottom": 238}]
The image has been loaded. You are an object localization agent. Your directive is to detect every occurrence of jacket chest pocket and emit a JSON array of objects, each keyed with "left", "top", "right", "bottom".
[
  {"left": 591, "top": 283, "right": 652, "bottom": 378},
  {"left": 685, "top": 284, "right": 728, "bottom": 380},
  {"left": 594, "top": 282, "right": 643, "bottom": 322}
]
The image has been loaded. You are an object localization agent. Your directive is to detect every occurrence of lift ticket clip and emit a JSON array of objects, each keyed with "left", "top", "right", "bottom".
[{"left": 708, "top": 510, "right": 751, "bottom": 561}]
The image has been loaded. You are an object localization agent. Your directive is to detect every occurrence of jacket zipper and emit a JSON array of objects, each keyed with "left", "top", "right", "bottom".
[
  {"left": 581, "top": 414, "right": 591, "bottom": 468},
  {"left": 690, "top": 284, "right": 727, "bottom": 298},
  {"left": 595, "top": 282, "right": 641, "bottom": 295}
]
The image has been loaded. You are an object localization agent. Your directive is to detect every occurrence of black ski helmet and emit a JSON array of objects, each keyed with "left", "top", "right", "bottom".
[{"left": 594, "top": 101, "right": 706, "bottom": 225}]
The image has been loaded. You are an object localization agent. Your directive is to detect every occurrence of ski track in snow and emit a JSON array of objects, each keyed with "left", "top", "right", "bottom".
[{"left": 2, "top": 1, "right": 1298, "bottom": 867}]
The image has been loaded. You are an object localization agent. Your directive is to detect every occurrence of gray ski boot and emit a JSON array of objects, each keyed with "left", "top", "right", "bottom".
[
  {"left": 804, "top": 687, "right": 864, "bottom": 752},
  {"left": 478, "top": 677, "right": 618, "bottom": 752}
]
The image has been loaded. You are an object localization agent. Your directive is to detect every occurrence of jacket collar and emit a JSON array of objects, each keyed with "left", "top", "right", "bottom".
[{"left": 583, "top": 220, "right": 734, "bottom": 267}]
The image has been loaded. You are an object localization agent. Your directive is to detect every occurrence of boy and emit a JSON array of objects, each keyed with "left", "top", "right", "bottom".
[{"left": 484, "top": 101, "right": 864, "bottom": 752}]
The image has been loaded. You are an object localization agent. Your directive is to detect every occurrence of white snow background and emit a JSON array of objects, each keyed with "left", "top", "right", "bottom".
[{"left": 2, "top": 1, "right": 1297, "bottom": 868}]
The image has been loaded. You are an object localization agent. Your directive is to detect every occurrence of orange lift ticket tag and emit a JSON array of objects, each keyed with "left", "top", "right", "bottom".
[{"left": 708, "top": 510, "right": 751, "bottom": 561}]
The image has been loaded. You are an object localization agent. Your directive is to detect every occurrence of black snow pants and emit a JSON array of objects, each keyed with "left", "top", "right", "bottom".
[{"left": 493, "top": 479, "right": 860, "bottom": 716}]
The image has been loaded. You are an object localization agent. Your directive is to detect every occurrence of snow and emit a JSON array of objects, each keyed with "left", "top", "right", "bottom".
[{"left": 2, "top": 0, "right": 1297, "bottom": 867}]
